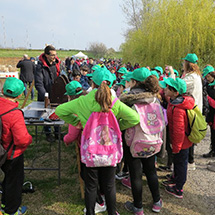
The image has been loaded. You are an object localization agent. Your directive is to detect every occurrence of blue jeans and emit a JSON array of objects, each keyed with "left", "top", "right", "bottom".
[{"left": 24, "top": 82, "right": 34, "bottom": 100}]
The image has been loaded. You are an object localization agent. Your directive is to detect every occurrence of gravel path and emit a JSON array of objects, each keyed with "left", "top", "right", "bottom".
[{"left": 186, "top": 127, "right": 215, "bottom": 214}]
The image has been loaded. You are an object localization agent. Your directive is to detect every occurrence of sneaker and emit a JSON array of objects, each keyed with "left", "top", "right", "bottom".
[
  {"left": 162, "top": 179, "right": 176, "bottom": 187},
  {"left": 116, "top": 211, "right": 120, "bottom": 215},
  {"left": 83, "top": 202, "right": 106, "bottom": 214},
  {"left": 203, "top": 150, "right": 215, "bottom": 158},
  {"left": 165, "top": 174, "right": 174, "bottom": 180},
  {"left": 165, "top": 185, "right": 183, "bottom": 199},
  {"left": 124, "top": 201, "right": 144, "bottom": 215},
  {"left": 158, "top": 165, "right": 172, "bottom": 172},
  {"left": 115, "top": 171, "right": 129, "bottom": 180},
  {"left": 152, "top": 199, "right": 162, "bottom": 213},
  {"left": 121, "top": 177, "right": 131, "bottom": 189},
  {"left": 188, "top": 162, "right": 196, "bottom": 171},
  {"left": 1, "top": 206, "right": 27, "bottom": 215}
]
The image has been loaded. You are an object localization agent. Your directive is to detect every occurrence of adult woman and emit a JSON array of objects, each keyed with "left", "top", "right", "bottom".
[{"left": 181, "top": 53, "right": 203, "bottom": 170}]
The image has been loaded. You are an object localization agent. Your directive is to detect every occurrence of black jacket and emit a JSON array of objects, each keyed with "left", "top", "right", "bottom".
[{"left": 17, "top": 59, "right": 35, "bottom": 82}]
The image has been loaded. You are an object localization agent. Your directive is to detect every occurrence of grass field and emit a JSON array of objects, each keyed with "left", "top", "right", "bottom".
[{"left": 0, "top": 88, "right": 210, "bottom": 215}]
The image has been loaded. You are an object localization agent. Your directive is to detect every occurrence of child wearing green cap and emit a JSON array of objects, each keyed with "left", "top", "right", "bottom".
[
  {"left": 119, "top": 68, "right": 163, "bottom": 214},
  {"left": 55, "top": 67, "right": 140, "bottom": 215},
  {"left": 161, "top": 77, "right": 195, "bottom": 199},
  {"left": 202, "top": 65, "right": 215, "bottom": 158},
  {"left": 0, "top": 77, "right": 32, "bottom": 215}
]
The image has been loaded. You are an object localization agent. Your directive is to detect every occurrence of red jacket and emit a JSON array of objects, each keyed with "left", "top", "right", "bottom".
[
  {"left": 0, "top": 97, "right": 32, "bottom": 159},
  {"left": 167, "top": 95, "right": 194, "bottom": 153}
]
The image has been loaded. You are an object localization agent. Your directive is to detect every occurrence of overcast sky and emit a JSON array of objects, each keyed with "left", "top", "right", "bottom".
[{"left": 0, "top": 0, "right": 128, "bottom": 51}]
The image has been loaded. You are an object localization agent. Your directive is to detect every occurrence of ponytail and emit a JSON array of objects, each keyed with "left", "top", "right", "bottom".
[{"left": 95, "top": 81, "right": 112, "bottom": 112}]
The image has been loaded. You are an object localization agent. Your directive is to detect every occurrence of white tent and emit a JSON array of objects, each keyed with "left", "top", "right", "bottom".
[{"left": 74, "top": 51, "right": 88, "bottom": 59}]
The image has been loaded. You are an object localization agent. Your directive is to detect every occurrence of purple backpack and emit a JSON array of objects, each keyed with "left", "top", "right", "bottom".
[
  {"left": 125, "top": 100, "right": 165, "bottom": 158},
  {"left": 81, "top": 98, "right": 123, "bottom": 167}
]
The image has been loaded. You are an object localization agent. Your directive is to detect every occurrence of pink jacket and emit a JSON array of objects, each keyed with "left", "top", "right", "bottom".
[{"left": 64, "top": 124, "right": 82, "bottom": 146}]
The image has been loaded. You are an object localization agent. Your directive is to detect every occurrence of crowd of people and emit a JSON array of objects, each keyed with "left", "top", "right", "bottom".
[{"left": 0, "top": 45, "right": 214, "bottom": 215}]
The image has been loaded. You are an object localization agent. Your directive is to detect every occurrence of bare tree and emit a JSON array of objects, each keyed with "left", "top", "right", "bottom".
[{"left": 88, "top": 42, "right": 107, "bottom": 58}]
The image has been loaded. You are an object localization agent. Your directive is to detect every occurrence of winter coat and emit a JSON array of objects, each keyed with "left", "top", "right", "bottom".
[
  {"left": 35, "top": 53, "right": 61, "bottom": 101},
  {"left": 16, "top": 59, "right": 35, "bottom": 83},
  {"left": 0, "top": 97, "right": 32, "bottom": 159},
  {"left": 167, "top": 95, "right": 195, "bottom": 153},
  {"left": 55, "top": 89, "right": 140, "bottom": 131},
  {"left": 182, "top": 72, "right": 203, "bottom": 113},
  {"left": 205, "top": 83, "right": 215, "bottom": 124}
]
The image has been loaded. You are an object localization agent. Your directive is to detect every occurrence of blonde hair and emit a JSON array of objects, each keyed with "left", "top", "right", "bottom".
[
  {"left": 184, "top": 61, "right": 201, "bottom": 76},
  {"left": 95, "top": 82, "right": 112, "bottom": 112}
]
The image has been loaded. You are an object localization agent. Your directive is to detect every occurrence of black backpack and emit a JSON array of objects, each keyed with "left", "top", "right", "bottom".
[{"left": 0, "top": 108, "right": 18, "bottom": 167}]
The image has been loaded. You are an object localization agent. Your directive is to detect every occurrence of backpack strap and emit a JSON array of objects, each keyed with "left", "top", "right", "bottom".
[{"left": 111, "top": 98, "right": 118, "bottom": 108}]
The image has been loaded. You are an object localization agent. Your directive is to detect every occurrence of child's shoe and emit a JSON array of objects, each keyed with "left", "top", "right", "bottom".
[
  {"left": 162, "top": 179, "right": 176, "bottom": 187},
  {"left": 152, "top": 199, "right": 162, "bottom": 213},
  {"left": 83, "top": 202, "right": 106, "bottom": 214},
  {"left": 124, "top": 201, "right": 144, "bottom": 215},
  {"left": 188, "top": 162, "right": 196, "bottom": 171},
  {"left": 3, "top": 206, "right": 27, "bottom": 215},
  {"left": 165, "top": 185, "right": 183, "bottom": 199},
  {"left": 115, "top": 171, "right": 129, "bottom": 180},
  {"left": 121, "top": 177, "right": 131, "bottom": 189}
]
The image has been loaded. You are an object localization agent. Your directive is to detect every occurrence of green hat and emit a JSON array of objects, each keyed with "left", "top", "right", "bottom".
[
  {"left": 111, "top": 73, "right": 117, "bottom": 81},
  {"left": 168, "top": 69, "right": 179, "bottom": 77},
  {"left": 3, "top": 77, "right": 25, "bottom": 98},
  {"left": 203, "top": 66, "right": 215, "bottom": 77},
  {"left": 159, "top": 81, "right": 167, "bottom": 89},
  {"left": 129, "top": 67, "right": 151, "bottom": 82},
  {"left": 92, "top": 64, "right": 101, "bottom": 71},
  {"left": 86, "top": 73, "right": 93, "bottom": 77},
  {"left": 116, "top": 79, "right": 126, "bottom": 87},
  {"left": 92, "top": 67, "right": 113, "bottom": 87},
  {"left": 122, "top": 72, "right": 133, "bottom": 81},
  {"left": 182, "top": 53, "right": 198, "bottom": 64},
  {"left": 154, "top": 66, "right": 163, "bottom": 75},
  {"left": 151, "top": 70, "right": 159, "bottom": 79},
  {"left": 164, "top": 77, "right": 187, "bottom": 95},
  {"left": 64, "top": 81, "right": 83, "bottom": 96},
  {"left": 118, "top": 67, "right": 128, "bottom": 74}
]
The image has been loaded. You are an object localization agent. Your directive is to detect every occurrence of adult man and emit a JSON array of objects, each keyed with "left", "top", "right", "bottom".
[
  {"left": 16, "top": 54, "right": 35, "bottom": 100},
  {"left": 35, "top": 45, "right": 61, "bottom": 142},
  {"left": 66, "top": 57, "right": 80, "bottom": 80}
]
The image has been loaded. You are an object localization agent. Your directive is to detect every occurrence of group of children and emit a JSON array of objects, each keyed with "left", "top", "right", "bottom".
[{"left": 0, "top": 52, "right": 212, "bottom": 215}]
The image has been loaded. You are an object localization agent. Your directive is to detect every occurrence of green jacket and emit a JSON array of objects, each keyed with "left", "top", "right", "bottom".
[{"left": 55, "top": 89, "right": 140, "bottom": 131}]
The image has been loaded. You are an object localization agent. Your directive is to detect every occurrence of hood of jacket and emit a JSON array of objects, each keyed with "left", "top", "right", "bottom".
[
  {"left": 119, "top": 87, "right": 158, "bottom": 106},
  {"left": 38, "top": 53, "right": 60, "bottom": 76},
  {"left": 170, "top": 95, "right": 195, "bottom": 110},
  {"left": 0, "top": 97, "right": 19, "bottom": 115}
]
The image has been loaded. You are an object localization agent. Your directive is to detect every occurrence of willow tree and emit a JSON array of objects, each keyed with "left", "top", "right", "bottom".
[{"left": 121, "top": 0, "right": 215, "bottom": 70}]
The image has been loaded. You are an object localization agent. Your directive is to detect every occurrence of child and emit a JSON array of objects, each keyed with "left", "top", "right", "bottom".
[
  {"left": 162, "top": 77, "right": 195, "bottom": 199},
  {"left": 72, "top": 69, "right": 81, "bottom": 82},
  {"left": 0, "top": 77, "right": 32, "bottom": 215},
  {"left": 80, "top": 65, "right": 90, "bottom": 90},
  {"left": 55, "top": 67, "right": 140, "bottom": 215},
  {"left": 119, "top": 68, "right": 162, "bottom": 214}
]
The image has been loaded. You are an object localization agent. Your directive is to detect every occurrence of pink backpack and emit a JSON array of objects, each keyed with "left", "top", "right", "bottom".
[
  {"left": 81, "top": 98, "right": 123, "bottom": 167},
  {"left": 125, "top": 100, "right": 165, "bottom": 158}
]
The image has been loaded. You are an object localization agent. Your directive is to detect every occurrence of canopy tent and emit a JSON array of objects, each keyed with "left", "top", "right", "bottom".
[{"left": 74, "top": 51, "right": 88, "bottom": 59}]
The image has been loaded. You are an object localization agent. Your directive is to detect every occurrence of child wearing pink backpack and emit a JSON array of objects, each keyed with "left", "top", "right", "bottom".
[
  {"left": 119, "top": 68, "right": 163, "bottom": 215},
  {"left": 56, "top": 67, "right": 140, "bottom": 215}
]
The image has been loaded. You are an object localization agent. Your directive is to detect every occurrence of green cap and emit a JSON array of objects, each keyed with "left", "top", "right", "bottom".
[
  {"left": 154, "top": 66, "right": 163, "bottom": 75},
  {"left": 182, "top": 53, "right": 198, "bottom": 64},
  {"left": 203, "top": 66, "right": 215, "bottom": 77},
  {"left": 116, "top": 79, "right": 126, "bottom": 87},
  {"left": 64, "top": 81, "right": 83, "bottom": 96},
  {"left": 159, "top": 81, "right": 167, "bottom": 89},
  {"left": 122, "top": 72, "right": 133, "bottom": 81},
  {"left": 118, "top": 67, "right": 128, "bottom": 74},
  {"left": 92, "top": 64, "right": 101, "bottom": 71},
  {"left": 86, "top": 73, "right": 93, "bottom": 77},
  {"left": 92, "top": 67, "right": 113, "bottom": 87},
  {"left": 3, "top": 77, "right": 25, "bottom": 98},
  {"left": 129, "top": 67, "right": 151, "bottom": 82},
  {"left": 164, "top": 77, "right": 187, "bottom": 95},
  {"left": 151, "top": 70, "right": 159, "bottom": 79}
]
